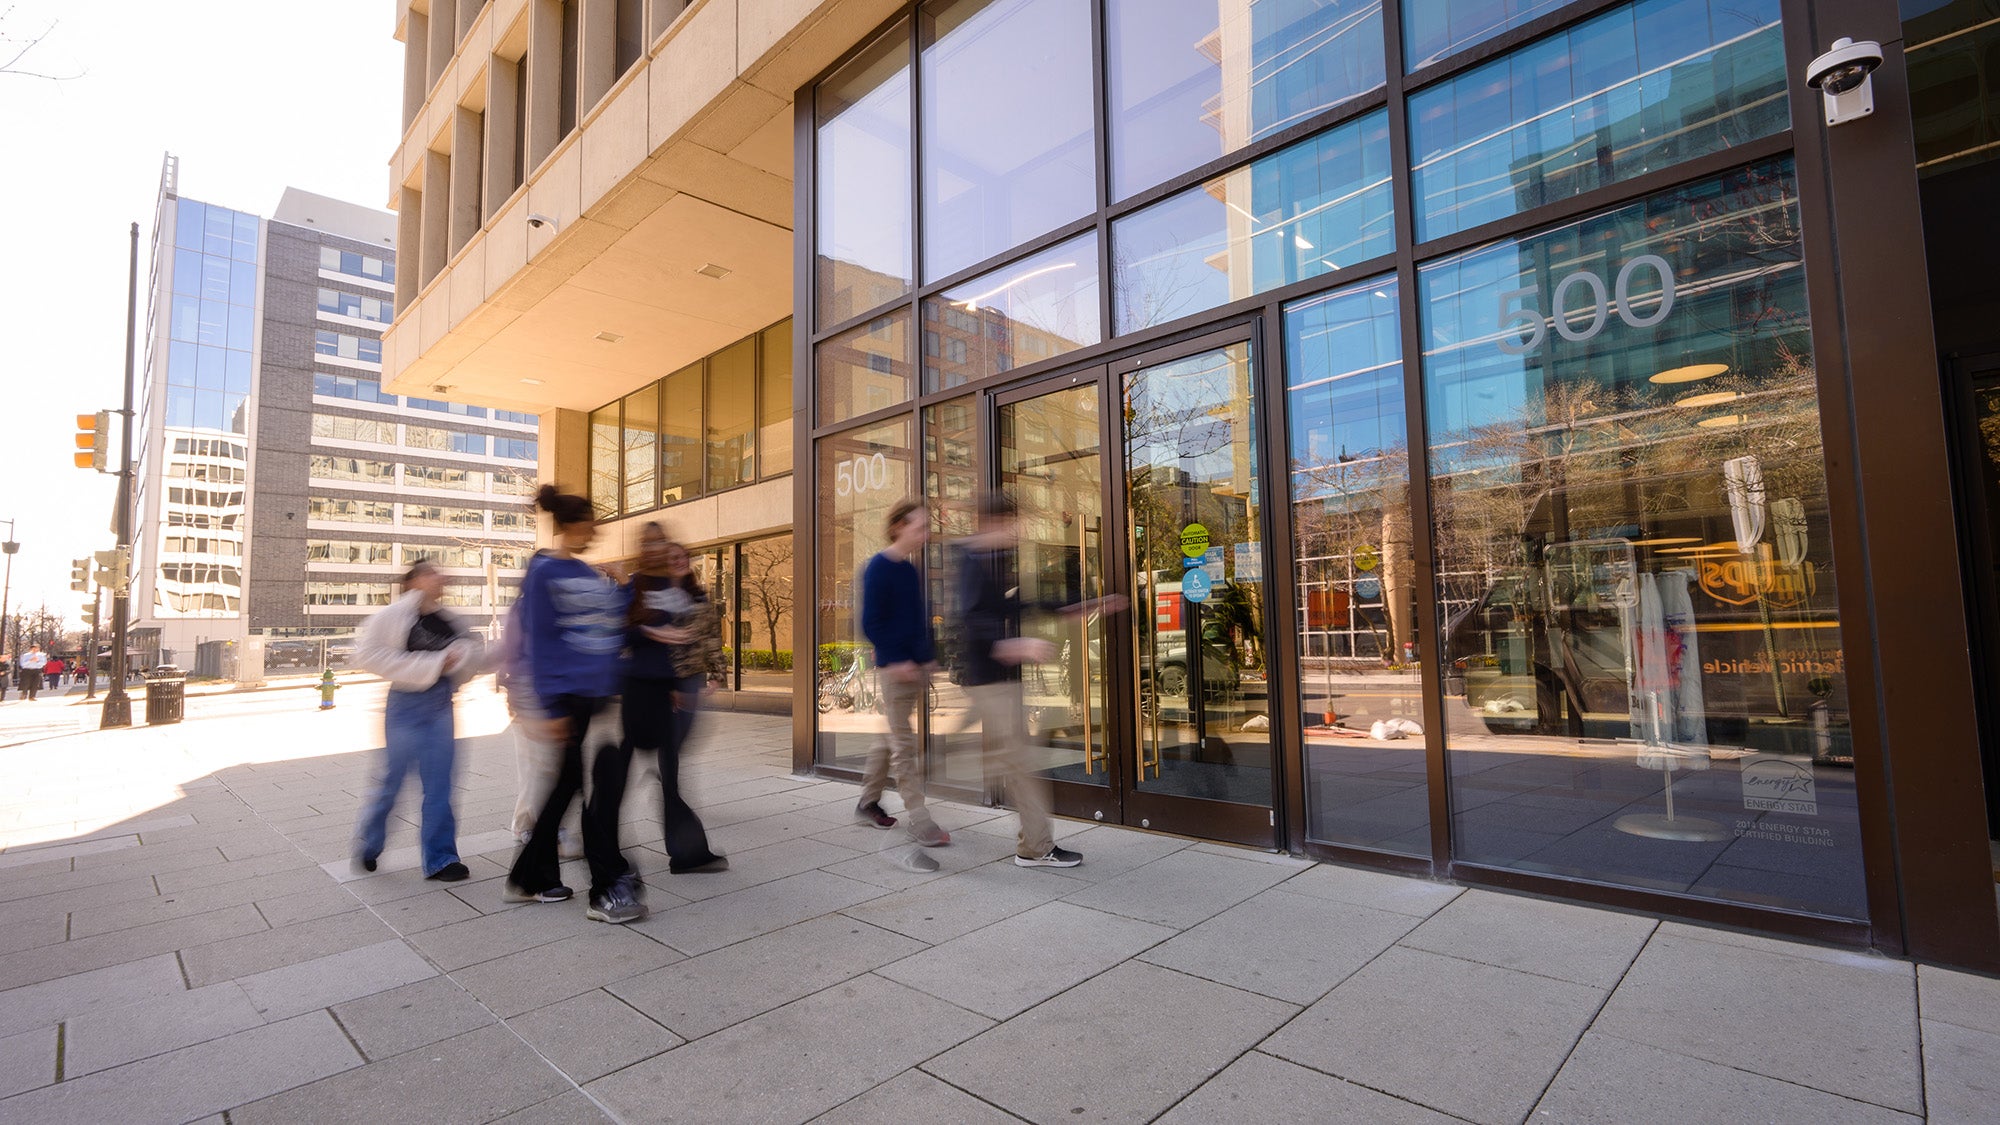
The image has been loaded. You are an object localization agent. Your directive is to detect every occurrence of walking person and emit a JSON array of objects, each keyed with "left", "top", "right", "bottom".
[
  {"left": 957, "top": 492, "right": 1126, "bottom": 868},
  {"left": 857, "top": 498, "right": 950, "bottom": 858},
  {"left": 506, "top": 485, "right": 646, "bottom": 924},
  {"left": 625, "top": 523, "right": 727, "bottom": 875},
  {"left": 497, "top": 589, "right": 581, "bottom": 859},
  {"left": 44, "top": 656, "right": 64, "bottom": 692},
  {"left": 18, "top": 644, "right": 46, "bottom": 701},
  {"left": 352, "top": 560, "right": 484, "bottom": 881}
]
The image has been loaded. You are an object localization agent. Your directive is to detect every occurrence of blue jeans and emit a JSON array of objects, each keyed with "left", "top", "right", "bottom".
[{"left": 356, "top": 679, "right": 460, "bottom": 876}]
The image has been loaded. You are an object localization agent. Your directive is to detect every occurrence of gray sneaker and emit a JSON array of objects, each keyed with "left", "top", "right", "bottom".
[
  {"left": 889, "top": 847, "right": 941, "bottom": 873},
  {"left": 586, "top": 879, "right": 648, "bottom": 924},
  {"left": 908, "top": 821, "right": 952, "bottom": 848}
]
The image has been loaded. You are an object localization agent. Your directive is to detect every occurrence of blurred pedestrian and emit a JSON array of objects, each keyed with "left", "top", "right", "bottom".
[
  {"left": 956, "top": 492, "right": 1126, "bottom": 868},
  {"left": 353, "top": 559, "right": 485, "bottom": 881},
  {"left": 18, "top": 644, "right": 46, "bottom": 701},
  {"left": 507, "top": 485, "right": 645, "bottom": 925},
  {"left": 45, "top": 656, "right": 64, "bottom": 691},
  {"left": 626, "top": 523, "right": 727, "bottom": 875},
  {"left": 497, "top": 587, "right": 582, "bottom": 859},
  {"left": 858, "top": 498, "right": 948, "bottom": 856}
]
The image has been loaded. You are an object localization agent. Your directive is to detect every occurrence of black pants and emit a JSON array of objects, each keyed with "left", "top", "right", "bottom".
[
  {"left": 19, "top": 670, "right": 42, "bottom": 700},
  {"left": 625, "top": 674, "right": 715, "bottom": 867},
  {"left": 509, "top": 693, "right": 632, "bottom": 899}
]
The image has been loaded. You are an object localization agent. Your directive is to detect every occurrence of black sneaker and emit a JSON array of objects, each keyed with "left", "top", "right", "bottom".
[
  {"left": 856, "top": 802, "right": 898, "bottom": 829},
  {"left": 426, "top": 862, "right": 470, "bottom": 882},
  {"left": 353, "top": 854, "right": 379, "bottom": 874},
  {"left": 1015, "top": 846, "right": 1082, "bottom": 868},
  {"left": 503, "top": 883, "right": 574, "bottom": 903},
  {"left": 669, "top": 852, "right": 730, "bottom": 874}
]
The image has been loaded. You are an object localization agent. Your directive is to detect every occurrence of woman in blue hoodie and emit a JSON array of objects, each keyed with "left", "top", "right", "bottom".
[{"left": 506, "top": 485, "right": 643, "bottom": 924}]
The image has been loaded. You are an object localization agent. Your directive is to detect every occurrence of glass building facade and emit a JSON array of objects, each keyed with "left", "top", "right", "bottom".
[{"left": 796, "top": 0, "right": 1993, "bottom": 952}]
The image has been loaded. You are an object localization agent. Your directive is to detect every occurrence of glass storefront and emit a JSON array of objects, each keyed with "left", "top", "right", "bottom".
[{"left": 800, "top": 0, "right": 1903, "bottom": 938}]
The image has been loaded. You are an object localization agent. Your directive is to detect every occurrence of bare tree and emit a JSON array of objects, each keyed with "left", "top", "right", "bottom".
[
  {"left": 1, "top": 6, "right": 81, "bottom": 81},
  {"left": 739, "top": 538, "right": 794, "bottom": 661}
]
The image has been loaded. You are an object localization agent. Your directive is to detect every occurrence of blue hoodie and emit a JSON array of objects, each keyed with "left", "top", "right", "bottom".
[{"left": 520, "top": 553, "right": 630, "bottom": 708}]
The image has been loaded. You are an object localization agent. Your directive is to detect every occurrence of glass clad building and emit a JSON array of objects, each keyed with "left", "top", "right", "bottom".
[{"left": 795, "top": 0, "right": 1993, "bottom": 955}]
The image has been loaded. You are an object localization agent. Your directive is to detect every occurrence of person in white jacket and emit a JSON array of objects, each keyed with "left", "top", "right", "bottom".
[{"left": 351, "top": 560, "right": 484, "bottom": 881}]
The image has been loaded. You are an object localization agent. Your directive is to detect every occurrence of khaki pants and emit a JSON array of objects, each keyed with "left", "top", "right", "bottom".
[
  {"left": 861, "top": 672, "right": 931, "bottom": 829},
  {"left": 967, "top": 680, "right": 1055, "bottom": 859}
]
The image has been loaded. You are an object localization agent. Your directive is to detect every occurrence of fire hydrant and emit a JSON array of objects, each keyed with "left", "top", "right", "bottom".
[{"left": 318, "top": 669, "right": 339, "bottom": 710}]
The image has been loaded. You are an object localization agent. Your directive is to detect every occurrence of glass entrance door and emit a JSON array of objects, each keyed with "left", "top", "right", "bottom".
[{"left": 1120, "top": 340, "right": 1275, "bottom": 844}]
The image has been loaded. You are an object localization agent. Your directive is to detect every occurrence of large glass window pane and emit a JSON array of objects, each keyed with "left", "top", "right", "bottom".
[
  {"left": 1421, "top": 158, "right": 1865, "bottom": 919},
  {"left": 175, "top": 201, "right": 205, "bottom": 251},
  {"left": 198, "top": 299, "right": 229, "bottom": 347},
  {"left": 759, "top": 320, "right": 795, "bottom": 477},
  {"left": 1408, "top": 0, "right": 1788, "bottom": 242},
  {"left": 196, "top": 345, "right": 227, "bottom": 391},
  {"left": 920, "top": 0, "right": 1095, "bottom": 282},
  {"left": 1108, "top": 0, "right": 1385, "bottom": 200},
  {"left": 203, "top": 206, "right": 234, "bottom": 257},
  {"left": 166, "top": 386, "right": 196, "bottom": 429},
  {"left": 1114, "top": 110, "right": 1393, "bottom": 335},
  {"left": 201, "top": 256, "right": 232, "bottom": 303},
  {"left": 818, "top": 310, "right": 913, "bottom": 426},
  {"left": 1285, "top": 277, "right": 1427, "bottom": 855},
  {"left": 707, "top": 339, "right": 755, "bottom": 491},
  {"left": 923, "top": 230, "right": 1102, "bottom": 393},
  {"left": 227, "top": 309, "right": 254, "bottom": 352},
  {"left": 173, "top": 249, "right": 203, "bottom": 297},
  {"left": 171, "top": 294, "right": 201, "bottom": 343},
  {"left": 232, "top": 213, "right": 258, "bottom": 261},
  {"left": 1403, "top": 0, "right": 1570, "bottom": 71},
  {"left": 737, "top": 535, "right": 796, "bottom": 696},
  {"left": 589, "top": 404, "right": 621, "bottom": 518},
  {"left": 622, "top": 384, "right": 659, "bottom": 513},
  {"left": 923, "top": 397, "right": 982, "bottom": 789},
  {"left": 816, "top": 417, "right": 916, "bottom": 768},
  {"left": 225, "top": 351, "right": 251, "bottom": 395},
  {"left": 230, "top": 260, "right": 257, "bottom": 307},
  {"left": 815, "top": 27, "right": 914, "bottom": 326},
  {"left": 661, "top": 363, "right": 704, "bottom": 503},
  {"left": 1905, "top": 4, "right": 2000, "bottom": 177}
]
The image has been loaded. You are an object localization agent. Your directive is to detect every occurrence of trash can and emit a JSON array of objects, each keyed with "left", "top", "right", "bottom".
[{"left": 145, "top": 665, "right": 186, "bottom": 726}]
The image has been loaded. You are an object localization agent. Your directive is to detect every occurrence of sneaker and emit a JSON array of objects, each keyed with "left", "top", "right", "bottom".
[
  {"left": 503, "top": 883, "right": 574, "bottom": 903},
  {"left": 1014, "top": 846, "right": 1082, "bottom": 868},
  {"left": 587, "top": 883, "right": 648, "bottom": 925},
  {"left": 668, "top": 852, "right": 730, "bottom": 874},
  {"left": 426, "top": 862, "right": 470, "bottom": 882},
  {"left": 909, "top": 822, "right": 952, "bottom": 848},
  {"left": 890, "top": 847, "right": 941, "bottom": 873},
  {"left": 353, "top": 854, "right": 379, "bottom": 874},
  {"left": 557, "top": 829, "right": 584, "bottom": 861},
  {"left": 856, "top": 802, "right": 898, "bottom": 829},
  {"left": 514, "top": 830, "right": 532, "bottom": 846}
]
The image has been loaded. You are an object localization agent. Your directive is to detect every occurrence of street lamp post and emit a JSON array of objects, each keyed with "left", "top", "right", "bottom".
[
  {"left": 1, "top": 519, "right": 16, "bottom": 701},
  {"left": 101, "top": 223, "right": 139, "bottom": 729}
]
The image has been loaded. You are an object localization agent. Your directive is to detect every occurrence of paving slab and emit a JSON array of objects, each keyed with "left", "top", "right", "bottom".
[
  {"left": 67, "top": 867, "right": 332, "bottom": 939},
  {"left": 810, "top": 1070, "right": 1025, "bottom": 1124},
  {"left": 492, "top": 1091, "right": 618, "bottom": 1124},
  {"left": 0, "top": 1027, "right": 57, "bottom": 1100},
  {"left": 450, "top": 926, "right": 683, "bottom": 1018},
  {"left": 1261, "top": 945, "right": 1607, "bottom": 1125},
  {"left": 1919, "top": 962, "right": 2000, "bottom": 1036},
  {"left": 1591, "top": 928, "right": 1922, "bottom": 1114},
  {"left": 62, "top": 981, "right": 264, "bottom": 1076},
  {"left": 180, "top": 907, "right": 398, "bottom": 988},
  {"left": 1275, "top": 862, "right": 1464, "bottom": 917},
  {"left": 229, "top": 1023, "right": 572, "bottom": 1125},
  {"left": 610, "top": 914, "right": 926, "bottom": 1040},
  {"left": 819, "top": 829, "right": 1021, "bottom": 891},
  {"left": 508, "top": 988, "right": 683, "bottom": 1082},
  {"left": 877, "top": 901, "right": 1175, "bottom": 1019},
  {"left": 838, "top": 860, "right": 1079, "bottom": 944},
  {"left": 631, "top": 869, "right": 890, "bottom": 956},
  {"left": 1140, "top": 887, "right": 1421, "bottom": 1004},
  {"left": 1538, "top": 1032, "right": 1922, "bottom": 1123},
  {"left": 1920, "top": 1018, "right": 2000, "bottom": 1125},
  {"left": 1059, "top": 847, "right": 1302, "bottom": 928},
  {"left": 405, "top": 898, "right": 605, "bottom": 971},
  {"left": 1397, "top": 889, "right": 1657, "bottom": 988},
  {"left": 927, "top": 960, "right": 1298, "bottom": 1125},
  {"left": 328, "top": 975, "right": 499, "bottom": 1061},
  {"left": 0, "top": 1010, "right": 360, "bottom": 1125},
  {"left": 0, "top": 902, "right": 267, "bottom": 993},
  {"left": 0, "top": 952, "right": 187, "bottom": 1039},
  {"left": 587, "top": 974, "right": 991, "bottom": 1125},
  {"left": 1156, "top": 1050, "right": 1457, "bottom": 1124},
  {"left": 367, "top": 886, "right": 487, "bottom": 933},
  {"left": 639, "top": 835, "right": 863, "bottom": 902},
  {"left": 1010, "top": 824, "right": 1191, "bottom": 882},
  {"left": 235, "top": 938, "right": 438, "bottom": 1021}
]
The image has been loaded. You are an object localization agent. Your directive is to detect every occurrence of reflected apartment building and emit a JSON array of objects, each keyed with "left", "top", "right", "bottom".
[
  {"left": 382, "top": 0, "right": 2000, "bottom": 970},
  {"left": 132, "top": 159, "right": 538, "bottom": 668}
]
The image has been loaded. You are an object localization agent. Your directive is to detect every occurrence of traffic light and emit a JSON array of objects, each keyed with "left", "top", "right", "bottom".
[
  {"left": 73, "top": 411, "right": 110, "bottom": 472},
  {"left": 70, "top": 558, "right": 90, "bottom": 592},
  {"left": 81, "top": 603, "right": 97, "bottom": 628},
  {"left": 93, "top": 548, "right": 128, "bottom": 592}
]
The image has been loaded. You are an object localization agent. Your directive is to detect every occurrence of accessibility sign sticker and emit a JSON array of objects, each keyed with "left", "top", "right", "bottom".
[{"left": 1182, "top": 568, "right": 1213, "bottom": 603}]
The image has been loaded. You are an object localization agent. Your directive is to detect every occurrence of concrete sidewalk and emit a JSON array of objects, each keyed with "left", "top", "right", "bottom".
[{"left": 0, "top": 685, "right": 1993, "bottom": 1124}]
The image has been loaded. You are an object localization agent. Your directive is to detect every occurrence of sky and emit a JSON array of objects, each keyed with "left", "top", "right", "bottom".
[{"left": 0, "top": 1, "right": 403, "bottom": 633}]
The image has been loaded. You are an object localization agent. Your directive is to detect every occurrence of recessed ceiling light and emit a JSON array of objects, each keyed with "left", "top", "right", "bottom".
[
  {"left": 696, "top": 263, "right": 731, "bottom": 280},
  {"left": 1650, "top": 363, "right": 1729, "bottom": 385},
  {"left": 595, "top": 331, "right": 623, "bottom": 343},
  {"left": 520, "top": 377, "right": 544, "bottom": 385},
  {"left": 1676, "top": 390, "right": 1741, "bottom": 409}
]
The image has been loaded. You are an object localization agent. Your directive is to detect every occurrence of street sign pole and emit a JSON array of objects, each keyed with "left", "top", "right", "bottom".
[
  {"left": 85, "top": 585, "right": 101, "bottom": 701},
  {"left": 102, "top": 222, "right": 138, "bottom": 729}
]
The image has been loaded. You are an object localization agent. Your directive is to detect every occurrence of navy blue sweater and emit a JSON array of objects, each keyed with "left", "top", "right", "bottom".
[{"left": 860, "top": 551, "right": 935, "bottom": 667}]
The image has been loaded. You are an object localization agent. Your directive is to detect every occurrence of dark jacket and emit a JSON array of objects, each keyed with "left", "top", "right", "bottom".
[
  {"left": 861, "top": 551, "right": 935, "bottom": 667},
  {"left": 629, "top": 571, "right": 723, "bottom": 682}
]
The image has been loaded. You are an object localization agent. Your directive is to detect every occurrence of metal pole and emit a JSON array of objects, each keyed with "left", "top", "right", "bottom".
[
  {"left": 1, "top": 519, "right": 15, "bottom": 702},
  {"left": 85, "top": 584, "right": 101, "bottom": 700},
  {"left": 102, "top": 222, "right": 138, "bottom": 729}
]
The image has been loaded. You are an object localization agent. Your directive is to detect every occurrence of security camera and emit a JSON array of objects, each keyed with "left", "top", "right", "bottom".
[
  {"left": 1806, "top": 38, "right": 1883, "bottom": 126},
  {"left": 526, "top": 213, "right": 557, "bottom": 231}
]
